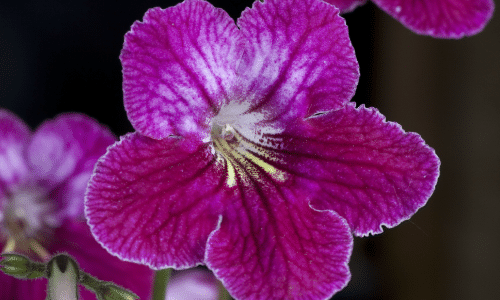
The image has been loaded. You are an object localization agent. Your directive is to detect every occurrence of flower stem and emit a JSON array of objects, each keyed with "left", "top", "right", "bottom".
[
  {"left": 218, "top": 281, "right": 231, "bottom": 300},
  {"left": 152, "top": 268, "right": 172, "bottom": 300}
]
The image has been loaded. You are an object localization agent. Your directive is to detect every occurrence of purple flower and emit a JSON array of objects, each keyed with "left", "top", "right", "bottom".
[
  {"left": 85, "top": 0, "right": 440, "bottom": 299},
  {"left": 327, "top": 0, "right": 495, "bottom": 38},
  {"left": 0, "top": 110, "right": 153, "bottom": 299},
  {"left": 166, "top": 269, "right": 219, "bottom": 300}
]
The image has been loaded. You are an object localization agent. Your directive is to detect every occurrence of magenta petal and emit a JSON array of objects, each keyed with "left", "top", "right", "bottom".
[
  {"left": 28, "top": 113, "right": 115, "bottom": 218},
  {"left": 323, "top": 0, "right": 368, "bottom": 13},
  {"left": 28, "top": 114, "right": 89, "bottom": 188},
  {"left": 85, "top": 133, "right": 231, "bottom": 269},
  {"left": 235, "top": 0, "right": 359, "bottom": 126},
  {"left": 0, "top": 272, "right": 18, "bottom": 299},
  {"left": 51, "top": 114, "right": 115, "bottom": 219},
  {"left": 0, "top": 271, "right": 48, "bottom": 300},
  {"left": 373, "top": 0, "right": 495, "bottom": 38},
  {"left": 50, "top": 220, "right": 153, "bottom": 300},
  {"left": 207, "top": 195, "right": 352, "bottom": 300},
  {"left": 0, "top": 110, "right": 31, "bottom": 194},
  {"left": 121, "top": 0, "right": 244, "bottom": 139},
  {"left": 272, "top": 103, "right": 439, "bottom": 236}
]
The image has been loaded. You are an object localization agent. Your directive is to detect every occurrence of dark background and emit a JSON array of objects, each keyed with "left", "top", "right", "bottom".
[{"left": 1, "top": 0, "right": 499, "bottom": 299}]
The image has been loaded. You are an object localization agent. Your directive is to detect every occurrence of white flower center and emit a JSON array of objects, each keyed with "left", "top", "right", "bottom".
[{"left": 1, "top": 185, "right": 59, "bottom": 261}]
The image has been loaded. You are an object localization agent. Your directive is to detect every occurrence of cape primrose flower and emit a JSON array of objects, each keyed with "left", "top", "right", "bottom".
[
  {"left": 0, "top": 110, "right": 153, "bottom": 299},
  {"left": 329, "top": 0, "right": 495, "bottom": 38},
  {"left": 85, "top": 0, "right": 440, "bottom": 299}
]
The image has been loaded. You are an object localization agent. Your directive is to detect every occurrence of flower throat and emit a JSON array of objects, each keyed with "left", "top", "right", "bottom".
[{"left": 210, "top": 123, "right": 285, "bottom": 187}]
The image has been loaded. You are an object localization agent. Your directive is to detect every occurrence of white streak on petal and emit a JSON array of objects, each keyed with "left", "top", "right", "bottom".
[{"left": 0, "top": 147, "right": 27, "bottom": 185}]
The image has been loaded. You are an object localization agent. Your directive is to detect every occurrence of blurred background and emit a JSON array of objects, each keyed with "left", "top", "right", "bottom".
[{"left": 1, "top": 0, "right": 498, "bottom": 299}]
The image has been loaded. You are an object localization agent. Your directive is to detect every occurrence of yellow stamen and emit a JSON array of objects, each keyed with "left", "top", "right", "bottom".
[
  {"left": 214, "top": 139, "right": 237, "bottom": 187},
  {"left": 226, "top": 159, "right": 237, "bottom": 187},
  {"left": 29, "top": 239, "right": 51, "bottom": 262},
  {"left": 238, "top": 148, "right": 285, "bottom": 181},
  {"left": 215, "top": 134, "right": 285, "bottom": 184},
  {"left": 2, "top": 238, "right": 16, "bottom": 253}
]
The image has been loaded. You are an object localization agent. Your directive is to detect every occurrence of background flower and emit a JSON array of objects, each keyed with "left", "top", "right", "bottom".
[
  {"left": 165, "top": 268, "right": 219, "bottom": 300},
  {"left": 1, "top": 0, "right": 499, "bottom": 299},
  {"left": 326, "top": 0, "right": 495, "bottom": 38},
  {"left": 0, "top": 110, "right": 153, "bottom": 299}
]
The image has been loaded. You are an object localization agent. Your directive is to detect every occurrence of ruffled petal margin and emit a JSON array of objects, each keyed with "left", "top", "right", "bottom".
[
  {"left": 206, "top": 189, "right": 352, "bottom": 300},
  {"left": 85, "top": 133, "right": 233, "bottom": 269},
  {"left": 324, "top": 0, "right": 368, "bottom": 13},
  {"left": 0, "top": 109, "right": 31, "bottom": 195},
  {"left": 121, "top": 0, "right": 244, "bottom": 139},
  {"left": 233, "top": 0, "right": 359, "bottom": 127},
  {"left": 263, "top": 103, "right": 440, "bottom": 236},
  {"left": 373, "top": 0, "right": 495, "bottom": 38}
]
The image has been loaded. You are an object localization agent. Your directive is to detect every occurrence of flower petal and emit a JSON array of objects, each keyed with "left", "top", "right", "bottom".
[
  {"left": 51, "top": 114, "right": 115, "bottom": 219},
  {"left": 266, "top": 103, "right": 440, "bottom": 236},
  {"left": 206, "top": 189, "right": 352, "bottom": 300},
  {"left": 372, "top": 0, "right": 495, "bottom": 38},
  {"left": 28, "top": 113, "right": 115, "bottom": 219},
  {"left": 85, "top": 133, "right": 232, "bottom": 269},
  {"left": 166, "top": 269, "right": 219, "bottom": 300},
  {"left": 324, "top": 0, "right": 368, "bottom": 13},
  {"left": 27, "top": 114, "right": 86, "bottom": 188},
  {"left": 50, "top": 220, "right": 153, "bottom": 300},
  {"left": 232, "top": 0, "right": 359, "bottom": 127},
  {"left": 0, "top": 110, "right": 31, "bottom": 194},
  {"left": 121, "top": 0, "right": 244, "bottom": 139},
  {"left": 0, "top": 271, "right": 17, "bottom": 299},
  {"left": 0, "top": 271, "right": 48, "bottom": 300}
]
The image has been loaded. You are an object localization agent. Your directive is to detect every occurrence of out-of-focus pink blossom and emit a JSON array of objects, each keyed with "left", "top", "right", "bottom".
[
  {"left": 327, "top": 0, "right": 494, "bottom": 38},
  {"left": 166, "top": 269, "right": 219, "bottom": 300},
  {"left": 0, "top": 110, "right": 153, "bottom": 299}
]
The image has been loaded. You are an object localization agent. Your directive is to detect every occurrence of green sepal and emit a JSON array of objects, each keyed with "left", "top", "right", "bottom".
[
  {"left": 0, "top": 253, "right": 46, "bottom": 279},
  {"left": 99, "top": 284, "right": 139, "bottom": 300}
]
